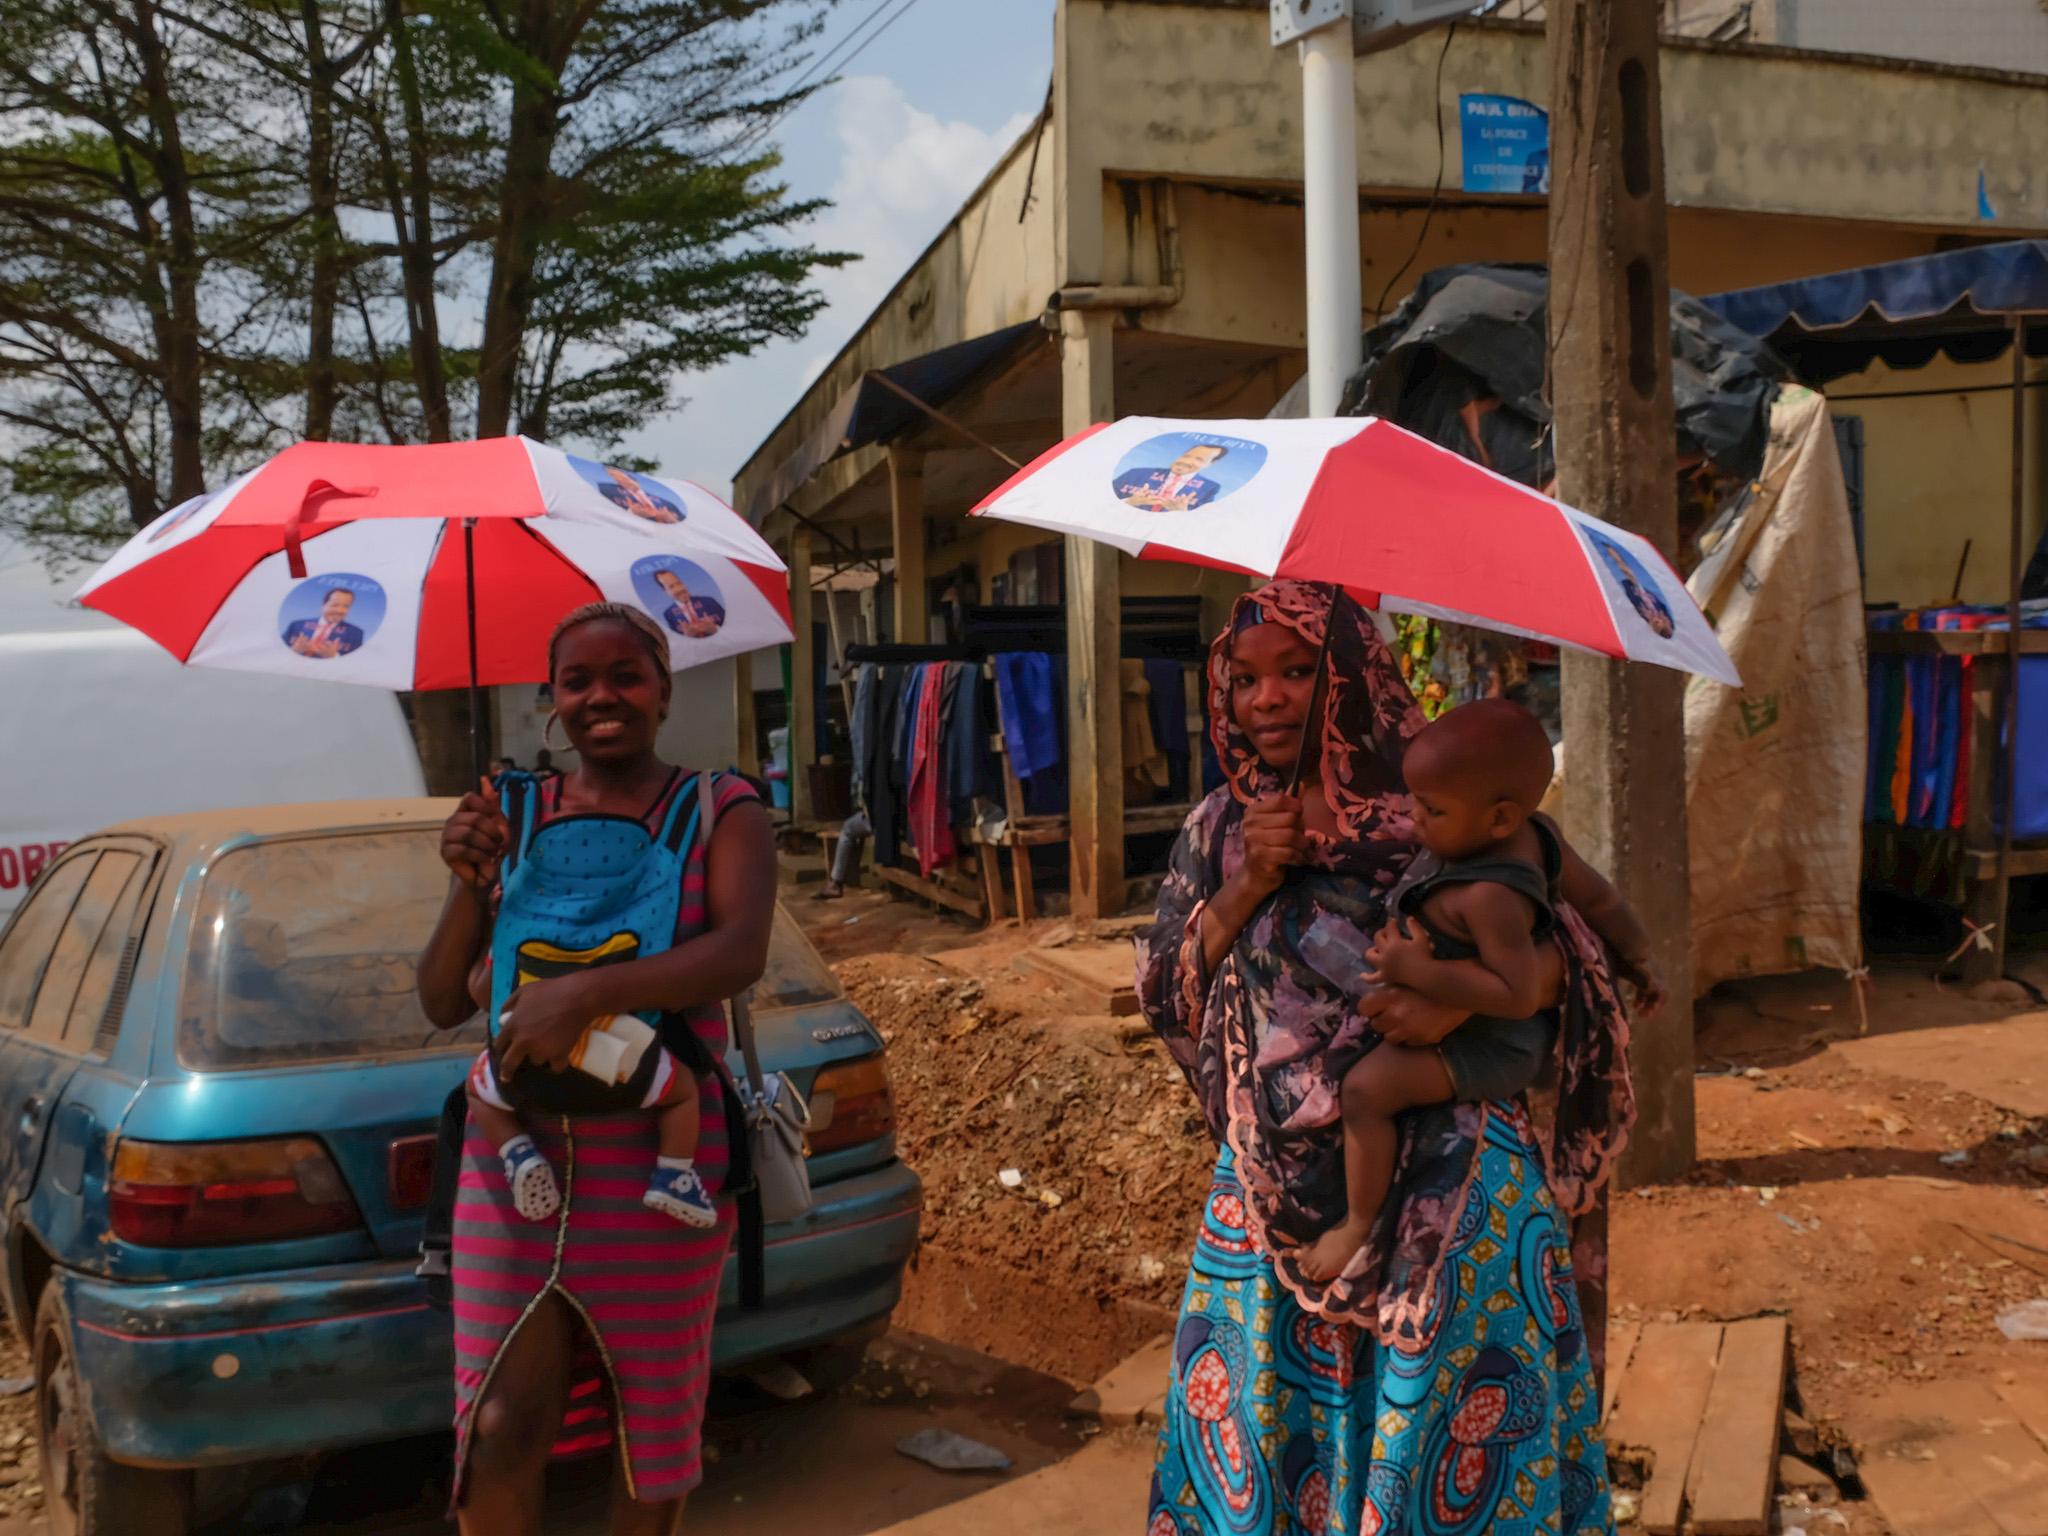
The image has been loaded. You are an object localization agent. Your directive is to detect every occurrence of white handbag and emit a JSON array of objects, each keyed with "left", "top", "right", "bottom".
[{"left": 698, "top": 774, "right": 814, "bottom": 1226}]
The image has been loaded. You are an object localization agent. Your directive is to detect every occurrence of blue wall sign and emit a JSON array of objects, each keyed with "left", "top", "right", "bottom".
[{"left": 1460, "top": 93, "right": 1550, "bottom": 196}]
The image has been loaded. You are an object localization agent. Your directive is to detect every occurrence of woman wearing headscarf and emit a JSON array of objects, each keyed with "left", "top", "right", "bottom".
[{"left": 1136, "top": 580, "right": 1646, "bottom": 1536}]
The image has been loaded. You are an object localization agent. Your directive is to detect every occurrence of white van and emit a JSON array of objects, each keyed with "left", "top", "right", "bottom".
[{"left": 0, "top": 627, "right": 426, "bottom": 920}]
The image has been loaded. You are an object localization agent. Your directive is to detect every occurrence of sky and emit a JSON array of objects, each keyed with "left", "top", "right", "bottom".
[{"left": 623, "top": 0, "right": 1059, "bottom": 499}]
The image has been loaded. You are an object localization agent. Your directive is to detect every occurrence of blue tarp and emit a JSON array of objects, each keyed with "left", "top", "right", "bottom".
[{"left": 1703, "top": 240, "right": 2048, "bottom": 383}]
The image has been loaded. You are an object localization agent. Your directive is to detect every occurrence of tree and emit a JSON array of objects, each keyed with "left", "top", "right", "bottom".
[
  {"left": 0, "top": 0, "right": 291, "bottom": 558},
  {"left": 0, "top": 0, "right": 846, "bottom": 561}
]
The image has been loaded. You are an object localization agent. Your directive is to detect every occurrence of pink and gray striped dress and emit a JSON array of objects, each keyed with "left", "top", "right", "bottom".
[{"left": 450, "top": 770, "right": 755, "bottom": 1507}]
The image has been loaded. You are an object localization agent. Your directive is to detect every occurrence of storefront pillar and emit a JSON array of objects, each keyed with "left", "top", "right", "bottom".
[
  {"left": 789, "top": 527, "right": 816, "bottom": 823},
  {"left": 888, "top": 447, "right": 927, "bottom": 645},
  {"left": 1061, "top": 307, "right": 1124, "bottom": 918}
]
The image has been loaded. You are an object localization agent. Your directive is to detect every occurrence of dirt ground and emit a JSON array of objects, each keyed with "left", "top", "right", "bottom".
[
  {"left": 793, "top": 879, "right": 2048, "bottom": 1531},
  {"left": 0, "top": 879, "right": 2037, "bottom": 1534}
]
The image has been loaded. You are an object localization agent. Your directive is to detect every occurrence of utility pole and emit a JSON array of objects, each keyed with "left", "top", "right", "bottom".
[{"left": 1546, "top": 0, "right": 1697, "bottom": 1185}]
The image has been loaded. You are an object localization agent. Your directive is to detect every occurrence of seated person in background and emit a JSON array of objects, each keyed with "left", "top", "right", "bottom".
[{"left": 1298, "top": 698, "right": 1654, "bottom": 1281}]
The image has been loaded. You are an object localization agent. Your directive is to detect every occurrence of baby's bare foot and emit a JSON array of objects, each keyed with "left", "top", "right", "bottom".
[{"left": 1298, "top": 1215, "right": 1373, "bottom": 1282}]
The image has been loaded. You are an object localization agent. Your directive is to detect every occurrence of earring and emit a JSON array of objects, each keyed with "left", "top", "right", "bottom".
[{"left": 543, "top": 709, "right": 570, "bottom": 754}]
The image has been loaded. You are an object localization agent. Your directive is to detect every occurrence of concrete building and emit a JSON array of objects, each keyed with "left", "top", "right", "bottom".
[
  {"left": 1501, "top": 0, "right": 2048, "bottom": 75},
  {"left": 732, "top": 0, "right": 2048, "bottom": 914}
]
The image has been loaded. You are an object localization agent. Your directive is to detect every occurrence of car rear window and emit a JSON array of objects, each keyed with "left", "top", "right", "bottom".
[
  {"left": 179, "top": 829, "right": 842, "bottom": 1068},
  {"left": 755, "top": 907, "right": 841, "bottom": 1010},
  {"left": 179, "top": 829, "right": 483, "bottom": 1070}
]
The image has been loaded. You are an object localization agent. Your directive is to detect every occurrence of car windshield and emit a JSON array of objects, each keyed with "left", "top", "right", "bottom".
[{"left": 179, "top": 828, "right": 842, "bottom": 1070}]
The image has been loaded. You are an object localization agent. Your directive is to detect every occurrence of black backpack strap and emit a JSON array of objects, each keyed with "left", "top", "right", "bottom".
[
  {"left": 417, "top": 1082, "right": 468, "bottom": 1310},
  {"left": 695, "top": 769, "right": 767, "bottom": 1310}
]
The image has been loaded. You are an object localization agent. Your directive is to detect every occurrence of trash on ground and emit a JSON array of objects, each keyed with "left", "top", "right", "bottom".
[
  {"left": 896, "top": 1427, "right": 1014, "bottom": 1473},
  {"left": 1995, "top": 1299, "right": 2048, "bottom": 1340},
  {"left": 742, "top": 1360, "right": 814, "bottom": 1401},
  {"left": 998, "top": 1168, "right": 1024, "bottom": 1189}
]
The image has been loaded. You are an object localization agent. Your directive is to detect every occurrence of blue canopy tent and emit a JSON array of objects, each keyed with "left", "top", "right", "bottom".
[{"left": 1706, "top": 242, "right": 2048, "bottom": 976}]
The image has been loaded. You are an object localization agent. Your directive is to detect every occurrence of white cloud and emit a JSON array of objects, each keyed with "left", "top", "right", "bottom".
[{"left": 625, "top": 75, "right": 1037, "bottom": 503}]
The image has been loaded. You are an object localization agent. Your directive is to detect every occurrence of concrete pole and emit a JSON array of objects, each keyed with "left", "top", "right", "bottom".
[
  {"left": 788, "top": 527, "right": 816, "bottom": 824},
  {"left": 1062, "top": 307, "right": 1125, "bottom": 918},
  {"left": 1301, "top": 20, "right": 1364, "bottom": 416},
  {"left": 1546, "top": 0, "right": 1697, "bottom": 1186}
]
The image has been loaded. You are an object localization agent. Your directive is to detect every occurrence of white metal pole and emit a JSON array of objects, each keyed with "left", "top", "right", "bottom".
[{"left": 1300, "top": 19, "right": 1363, "bottom": 417}]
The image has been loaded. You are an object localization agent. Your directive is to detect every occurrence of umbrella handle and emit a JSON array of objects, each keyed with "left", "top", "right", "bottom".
[
  {"left": 284, "top": 479, "right": 378, "bottom": 578},
  {"left": 1285, "top": 582, "right": 1343, "bottom": 799}
]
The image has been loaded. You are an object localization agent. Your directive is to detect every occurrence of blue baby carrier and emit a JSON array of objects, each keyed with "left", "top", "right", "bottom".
[
  {"left": 484, "top": 768, "right": 714, "bottom": 1114},
  {"left": 418, "top": 770, "right": 762, "bottom": 1308}
]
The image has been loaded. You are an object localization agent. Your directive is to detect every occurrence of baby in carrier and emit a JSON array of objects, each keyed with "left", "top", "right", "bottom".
[
  {"left": 1299, "top": 698, "right": 1648, "bottom": 1281},
  {"left": 464, "top": 951, "right": 716, "bottom": 1228}
]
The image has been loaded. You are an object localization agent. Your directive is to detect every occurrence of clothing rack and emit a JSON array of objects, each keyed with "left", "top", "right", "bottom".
[
  {"left": 972, "top": 656, "right": 1203, "bottom": 922},
  {"left": 1866, "top": 618, "right": 2048, "bottom": 983}
]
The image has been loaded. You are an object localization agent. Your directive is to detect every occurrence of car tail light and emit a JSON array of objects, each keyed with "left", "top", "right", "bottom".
[
  {"left": 110, "top": 1138, "right": 363, "bottom": 1247},
  {"left": 389, "top": 1135, "right": 436, "bottom": 1211},
  {"left": 806, "top": 1056, "right": 896, "bottom": 1154}
]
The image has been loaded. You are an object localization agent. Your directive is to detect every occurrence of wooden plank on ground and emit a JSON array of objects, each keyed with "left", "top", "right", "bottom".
[
  {"left": 876, "top": 863, "right": 985, "bottom": 921},
  {"left": 1602, "top": 1320, "right": 1642, "bottom": 1423},
  {"left": 1850, "top": 1381, "right": 2048, "bottom": 1536},
  {"left": 1684, "top": 1316, "right": 1789, "bottom": 1535},
  {"left": 1602, "top": 1321, "right": 1723, "bottom": 1536},
  {"left": 1018, "top": 944, "right": 1139, "bottom": 1016},
  {"left": 1998, "top": 1376, "right": 2048, "bottom": 1452}
]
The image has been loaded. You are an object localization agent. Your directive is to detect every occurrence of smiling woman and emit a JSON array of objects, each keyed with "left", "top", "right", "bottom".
[
  {"left": 414, "top": 601, "right": 777, "bottom": 1536},
  {"left": 1134, "top": 580, "right": 1633, "bottom": 1536}
]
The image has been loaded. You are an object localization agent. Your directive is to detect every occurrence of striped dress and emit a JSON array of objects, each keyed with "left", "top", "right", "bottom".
[{"left": 450, "top": 771, "right": 755, "bottom": 1507}]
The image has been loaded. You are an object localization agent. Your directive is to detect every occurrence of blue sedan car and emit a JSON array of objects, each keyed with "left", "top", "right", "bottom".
[{"left": 0, "top": 802, "right": 920, "bottom": 1536}]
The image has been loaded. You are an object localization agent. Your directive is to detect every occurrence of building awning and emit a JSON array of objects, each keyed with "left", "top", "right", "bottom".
[
  {"left": 742, "top": 321, "right": 1045, "bottom": 523},
  {"left": 1703, "top": 240, "right": 2048, "bottom": 382}
]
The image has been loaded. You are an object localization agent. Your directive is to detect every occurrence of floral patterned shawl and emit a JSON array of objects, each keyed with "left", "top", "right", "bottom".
[{"left": 1135, "top": 579, "right": 1636, "bottom": 1343}]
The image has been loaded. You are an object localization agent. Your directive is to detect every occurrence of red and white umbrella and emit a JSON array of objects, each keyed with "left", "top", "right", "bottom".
[
  {"left": 971, "top": 415, "right": 1739, "bottom": 685},
  {"left": 75, "top": 437, "right": 794, "bottom": 692}
]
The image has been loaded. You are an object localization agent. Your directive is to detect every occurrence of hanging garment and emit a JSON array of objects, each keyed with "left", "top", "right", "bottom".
[
  {"left": 1121, "top": 659, "right": 1171, "bottom": 802},
  {"left": 867, "top": 665, "right": 912, "bottom": 867},
  {"left": 1143, "top": 657, "right": 1191, "bottom": 801},
  {"left": 908, "top": 663, "right": 955, "bottom": 876},
  {"left": 940, "top": 663, "right": 999, "bottom": 821},
  {"left": 849, "top": 663, "right": 877, "bottom": 808},
  {"left": 993, "top": 652, "right": 1061, "bottom": 779}
]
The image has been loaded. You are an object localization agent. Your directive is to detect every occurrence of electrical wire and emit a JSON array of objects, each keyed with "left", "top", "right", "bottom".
[
  {"left": 726, "top": 0, "right": 930, "bottom": 161},
  {"left": 1371, "top": 20, "right": 1458, "bottom": 323}
]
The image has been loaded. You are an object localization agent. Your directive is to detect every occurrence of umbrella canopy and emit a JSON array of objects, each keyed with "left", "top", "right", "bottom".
[
  {"left": 971, "top": 415, "right": 1738, "bottom": 686},
  {"left": 76, "top": 437, "right": 794, "bottom": 690}
]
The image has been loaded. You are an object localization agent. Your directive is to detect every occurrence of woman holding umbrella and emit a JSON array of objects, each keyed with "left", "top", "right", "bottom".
[
  {"left": 416, "top": 602, "right": 775, "bottom": 1536},
  {"left": 1134, "top": 581, "right": 1648, "bottom": 1536}
]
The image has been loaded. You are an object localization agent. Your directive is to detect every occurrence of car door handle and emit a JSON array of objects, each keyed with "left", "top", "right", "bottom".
[{"left": 16, "top": 1097, "right": 42, "bottom": 1140}]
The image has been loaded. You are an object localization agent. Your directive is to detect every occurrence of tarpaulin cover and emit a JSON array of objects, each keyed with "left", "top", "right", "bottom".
[
  {"left": 1681, "top": 386, "right": 1866, "bottom": 987},
  {"left": 1702, "top": 239, "right": 2048, "bottom": 384},
  {"left": 1542, "top": 387, "right": 1867, "bottom": 987},
  {"left": 1338, "top": 262, "right": 1787, "bottom": 488},
  {"left": 741, "top": 322, "right": 1043, "bottom": 523}
]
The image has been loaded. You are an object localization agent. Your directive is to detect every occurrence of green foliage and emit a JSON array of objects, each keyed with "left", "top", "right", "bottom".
[{"left": 0, "top": 0, "right": 846, "bottom": 561}]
